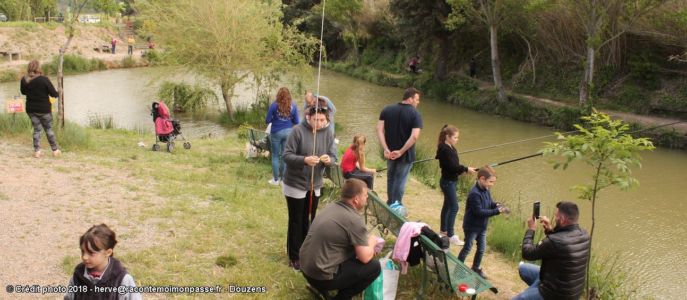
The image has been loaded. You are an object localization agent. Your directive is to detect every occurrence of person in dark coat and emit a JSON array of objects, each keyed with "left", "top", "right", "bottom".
[
  {"left": 20, "top": 60, "right": 60, "bottom": 158},
  {"left": 457, "top": 166, "right": 506, "bottom": 279},
  {"left": 513, "top": 201, "right": 591, "bottom": 300},
  {"left": 469, "top": 57, "right": 477, "bottom": 78}
]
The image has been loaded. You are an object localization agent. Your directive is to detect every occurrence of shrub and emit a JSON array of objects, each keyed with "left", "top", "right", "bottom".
[
  {"left": 0, "top": 113, "right": 32, "bottom": 136},
  {"left": 121, "top": 56, "right": 136, "bottom": 68},
  {"left": 157, "top": 81, "right": 218, "bottom": 112},
  {"left": 43, "top": 55, "right": 107, "bottom": 75},
  {"left": 0, "top": 69, "right": 18, "bottom": 82}
]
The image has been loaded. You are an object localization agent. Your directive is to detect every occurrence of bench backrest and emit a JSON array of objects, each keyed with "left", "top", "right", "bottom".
[
  {"left": 419, "top": 235, "right": 493, "bottom": 296},
  {"left": 366, "top": 191, "right": 406, "bottom": 236},
  {"left": 247, "top": 128, "right": 270, "bottom": 151},
  {"left": 325, "top": 163, "right": 346, "bottom": 188}
]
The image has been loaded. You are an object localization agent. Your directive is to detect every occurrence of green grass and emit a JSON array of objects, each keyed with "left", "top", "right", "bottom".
[{"left": 0, "top": 113, "right": 92, "bottom": 151}]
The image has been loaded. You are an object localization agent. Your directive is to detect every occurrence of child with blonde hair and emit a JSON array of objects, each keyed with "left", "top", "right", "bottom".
[{"left": 341, "top": 134, "right": 376, "bottom": 189}]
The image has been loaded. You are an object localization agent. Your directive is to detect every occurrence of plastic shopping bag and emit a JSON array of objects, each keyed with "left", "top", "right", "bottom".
[{"left": 364, "top": 253, "right": 399, "bottom": 300}]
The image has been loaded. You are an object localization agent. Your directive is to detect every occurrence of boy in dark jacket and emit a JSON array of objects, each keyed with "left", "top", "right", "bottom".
[{"left": 457, "top": 166, "right": 505, "bottom": 279}]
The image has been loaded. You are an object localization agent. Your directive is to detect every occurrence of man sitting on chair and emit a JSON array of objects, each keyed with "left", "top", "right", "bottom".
[{"left": 300, "top": 179, "right": 381, "bottom": 299}]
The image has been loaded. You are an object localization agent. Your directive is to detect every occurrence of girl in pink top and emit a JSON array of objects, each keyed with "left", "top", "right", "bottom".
[{"left": 341, "top": 134, "right": 376, "bottom": 189}]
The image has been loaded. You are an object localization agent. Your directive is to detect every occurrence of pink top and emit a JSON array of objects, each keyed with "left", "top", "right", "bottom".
[
  {"left": 154, "top": 102, "right": 174, "bottom": 135},
  {"left": 341, "top": 146, "right": 357, "bottom": 173}
]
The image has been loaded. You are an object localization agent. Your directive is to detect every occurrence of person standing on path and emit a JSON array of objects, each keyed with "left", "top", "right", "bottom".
[
  {"left": 376, "top": 87, "right": 423, "bottom": 205},
  {"left": 127, "top": 36, "right": 135, "bottom": 56},
  {"left": 282, "top": 102, "right": 336, "bottom": 271},
  {"left": 111, "top": 37, "right": 117, "bottom": 54},
  {"left": 457, "top": 166, "right": 506, "bottom": 279},
  {"left": 20, "top": 60, "right": 60, "bottom": 158},
  {"left": 435, "top": 125, "right": 476, "bottom": 247}
]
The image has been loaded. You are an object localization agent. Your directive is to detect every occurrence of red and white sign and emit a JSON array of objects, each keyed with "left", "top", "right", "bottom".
[{"left": 5, "top": 100, "right": 24, "bottom": 113}]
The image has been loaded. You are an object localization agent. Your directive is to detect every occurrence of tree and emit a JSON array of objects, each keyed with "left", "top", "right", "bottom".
[
  {"left": 542, "top": 111, "right": 654, "bottom": 298},
  {"left": 0, "top": 0, "right": 57, "bottom": 20},
  {"left": 140, "top": 0, "right": 316, "bottom": 116},
  {"left": 391, "top": 0, "right": 454, "bottom": 80},
  {"left": 322, "top": 0, "right": 363, "bottom": 64},
  {"left": 90, "top": 0, "right": 121, "bottom": 16},
  {"left": 448, "top": 0, "right": 526, "bottom": 103},
  {"left": 57, "top": 0, "right": 89, "bottom": 128},
  {"left": 569, "top": 0, "right": 664, "bottom": 109}
]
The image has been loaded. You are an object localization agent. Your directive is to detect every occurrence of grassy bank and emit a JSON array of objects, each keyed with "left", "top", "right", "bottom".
[
  {"left": 0, "top": 54, "right": 154, "bottom": 83},
  {"left": 325, "top": 61, "right": 687, "bottom": 150}
]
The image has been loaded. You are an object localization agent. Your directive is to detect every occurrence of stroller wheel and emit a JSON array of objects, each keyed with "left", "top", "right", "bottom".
[
  {"left": 167, "top": 142, "right": 175, "bottom": 152},
  {"left": 152, "top": 144, "right": 160, "bottom": 151},
  {"left": 183, "top": 142, "right": 191, "bottom": 150}
]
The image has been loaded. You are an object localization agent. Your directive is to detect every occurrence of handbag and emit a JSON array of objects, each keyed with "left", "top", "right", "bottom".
[{"left": 364, "top": 252, "right": 400, "bottom": 300}]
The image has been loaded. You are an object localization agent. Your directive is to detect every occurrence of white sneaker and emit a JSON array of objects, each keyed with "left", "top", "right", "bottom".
[
  {"left": 268, "top": 179, "right": 280, "bottom": 186},
  {"left": 450, "top": 235, "right": 465, "bottom": 246}
]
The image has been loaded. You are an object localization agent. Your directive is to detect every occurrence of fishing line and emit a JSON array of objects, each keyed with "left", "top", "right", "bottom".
[{"left": 308, "top": 0, "right": 327, "bottom": 222}]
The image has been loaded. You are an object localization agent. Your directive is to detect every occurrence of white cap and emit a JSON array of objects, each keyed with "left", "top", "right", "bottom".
[{"left": 466, "top": 288, "right": 476, "bottom": 295}]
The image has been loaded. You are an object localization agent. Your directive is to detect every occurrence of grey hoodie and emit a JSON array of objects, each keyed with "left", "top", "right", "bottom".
[{"left": 283, "top": 122, "right": 336, "bottom": 192}]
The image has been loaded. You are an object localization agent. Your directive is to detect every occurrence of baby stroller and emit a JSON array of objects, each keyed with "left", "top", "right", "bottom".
[{"left": 151, "top": 101, "right": 191, "bottom": 152}]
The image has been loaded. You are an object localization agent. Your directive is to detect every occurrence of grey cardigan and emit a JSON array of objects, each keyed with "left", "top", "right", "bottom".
[{"left": 283, "top": 122, "right": 336, "bottom": 192}]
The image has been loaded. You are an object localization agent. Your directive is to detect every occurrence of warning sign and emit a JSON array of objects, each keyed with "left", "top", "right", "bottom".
[{"left": 5, "top": 99, "right": 24, "bottom": 113}]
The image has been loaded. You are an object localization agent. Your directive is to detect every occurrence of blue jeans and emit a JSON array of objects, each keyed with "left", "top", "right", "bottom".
[
  {"left": 439, "top": 178, "right": 459, "bottom": 237},
  {"left": 269, "top": 128, "right": 291, "bottom": 181},
  {"left": 385, "top": 159, "right": 412, "bottom": 205},
  {"left": 512, "top": 263, "right": 544, "bottom": 300},
  {"left": 457, "top": 229, "right": 487, "bottom": 270}
]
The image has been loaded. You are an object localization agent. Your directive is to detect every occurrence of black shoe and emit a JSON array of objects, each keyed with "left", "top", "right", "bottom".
[
  {"left": 289, "top": 260, "right": 301, "bottom": 271},
  {"left": 473, "top": 268, "right": 488, "bottom": 280}
]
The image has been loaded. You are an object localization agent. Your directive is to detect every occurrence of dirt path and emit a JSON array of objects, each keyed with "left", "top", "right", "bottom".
[
  {"left": 474, "top": 78, "right": 687, "bottom": 135},
  {"left": 0, "top": 141, "right": 167, "bottom": 298}
]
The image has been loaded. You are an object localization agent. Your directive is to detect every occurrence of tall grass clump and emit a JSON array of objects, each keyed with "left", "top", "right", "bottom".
[
  {"left": 55, "top": 121, "right": 92, "bottom": 151},
  {"left": 0, "top": 69, "right": 18, "bottom": 82},
  {"left": 157, "top": 81, "right": 218, "bottom": 113},
  {"left": 121, "top": 56, "right": 136, "bottom": 68},
  {"left": 409, "top": 144, "right": 440, "bottom": 188},
  {"left": 43, "top": 54, "right": 107, "bottom": 75},
  {"left": 88, "top": 114, "right": 116, "bottom": 129},
  {"left": 220, "top": 98, "right": 269, "bottom": 128},
  {"left": 588, "top": 255, "right": 639, "bottom": 300},
  {"left": 0, "top": 113, "right": 32, "bottom": 135}
]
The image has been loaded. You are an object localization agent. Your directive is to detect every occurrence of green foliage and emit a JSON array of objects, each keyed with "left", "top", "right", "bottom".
[
  {"left": 588, "top": 255, "right": 639, "bottom": 300},
  {"left": 215, "top": 255, "right": 237, "bottom": 268},
  {"left": 157, "top": 81, "right": 218, "bottom": 113},
  {"left": 543, "top": 111, "right": 654, "bottom": 197},
  {"left": 542, "top": 111, "right": 654, "bottom": 297},
  {"left": 409, "top": 144, "right": 439, "bottom": 189},
  {"left": 55, "top": 120, "right": 93, "bottom": 151},
  {"left": 43, "top": 55, "right": 107, "bottom": 75},
  {"left": 142, "top": 49, "right": 162, "bottom": 65},
  {"left": 0, "top": 69, "right": 18, "bottom": 82},
  {"left": 609, "top": 84, "right": 651, "bottom": 114},
  {"left": 140, "top": 0, "right": 317, "bottom": 115},
  {"left": 88, "top": 114, "right": 116, "bottom": 129},
  {"left": 219, "top": 97, "right": 269, "bottom": 128},
  {"left": 0, "top": 113, "right": 32, "bottom": 135},
  {"left": 121, "top": 56, "right": 135, "bottom": 68},
  {"left": 628, "top": 55, "right": 661, "bottom": 90},
  {"left": 0, "top": 0, "right": 57, "bottom": 21}
]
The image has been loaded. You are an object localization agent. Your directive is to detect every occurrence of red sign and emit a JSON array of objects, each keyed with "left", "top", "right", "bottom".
[{"left": 5, "top": 100, "right": 24, "bottom": 113}]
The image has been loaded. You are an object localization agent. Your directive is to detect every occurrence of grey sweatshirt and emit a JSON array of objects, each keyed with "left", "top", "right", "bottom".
[{"left": 283, "top": 122, "right": 336, "bottom": 192}]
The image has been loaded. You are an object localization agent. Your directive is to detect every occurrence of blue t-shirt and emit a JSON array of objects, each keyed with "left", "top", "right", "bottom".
[{"left": 266, "top": 102, "right": 299, "bottom": 134}]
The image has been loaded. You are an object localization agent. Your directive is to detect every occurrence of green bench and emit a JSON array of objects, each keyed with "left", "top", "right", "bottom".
[
  {"left": 246, "top": 127, "right": 271, "bottom": 155},
  {"left": 365, "top": 191, "right": 497, "bottom": 299}
]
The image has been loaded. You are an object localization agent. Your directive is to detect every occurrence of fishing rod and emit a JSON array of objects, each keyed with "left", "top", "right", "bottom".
[{"left": 468, "top": 120, "right": 687, "bottom": 171}]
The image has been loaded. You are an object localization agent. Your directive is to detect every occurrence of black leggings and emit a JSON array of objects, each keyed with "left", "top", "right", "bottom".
[
  {"left": 304, "top": 256, "right": 381, "bottom": 300},
  {"left": 285, "top": 191, "right": 320, "bottom": 261},
  {"left": 343, "top": 168, "right": 374, "bottom": 189}
]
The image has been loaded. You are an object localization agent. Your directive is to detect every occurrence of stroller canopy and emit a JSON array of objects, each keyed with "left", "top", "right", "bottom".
[{"left": 154, "top": 101, "right": 174, "bottom": 135}]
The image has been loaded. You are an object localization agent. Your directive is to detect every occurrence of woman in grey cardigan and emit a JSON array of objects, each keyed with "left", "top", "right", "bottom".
[{"left": 282, "top": 103, "right": 336, "bottom": 271}]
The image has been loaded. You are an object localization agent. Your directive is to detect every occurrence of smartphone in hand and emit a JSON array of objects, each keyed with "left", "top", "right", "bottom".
[{"left": 533, "top": 201, "right": 541, "bottom": 219}]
